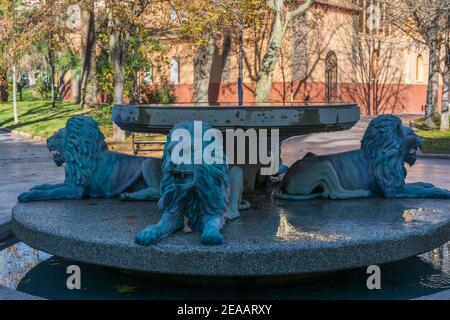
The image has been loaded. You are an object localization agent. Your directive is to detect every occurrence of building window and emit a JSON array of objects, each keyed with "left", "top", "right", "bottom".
[
  {"left": 170, "top": 58, "right": 180, "bottom": 84},
  {"left": 404, "top": 54, "right": 410, "bottom": 82},
  {"left": 325, "top": 51, "right": 338, "bottom": 103},
  {"left": 416, "top": 54, "right": 424, "bottom": 82}
]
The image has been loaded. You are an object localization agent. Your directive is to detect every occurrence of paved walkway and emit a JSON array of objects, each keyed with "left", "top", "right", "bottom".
[
  {"left": 0, "top": 117, "right": 449, "bottom": 240},
  {"left": 0, "top": 130, "right": 63, "bottom": 239}
]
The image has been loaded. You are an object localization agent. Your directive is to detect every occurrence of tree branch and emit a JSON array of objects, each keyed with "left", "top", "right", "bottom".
[{"left": 288, "top": 0, "right": 314, "bottom": 21}]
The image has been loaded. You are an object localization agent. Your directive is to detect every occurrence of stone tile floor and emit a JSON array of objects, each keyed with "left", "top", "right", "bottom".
[{"left": 0, "top": 129, "right": 63, "bottom": 239}]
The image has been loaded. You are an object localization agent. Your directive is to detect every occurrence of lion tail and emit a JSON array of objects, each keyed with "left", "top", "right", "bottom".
[{"left": 273, "top": 192, "right": 321, "bottom": 201}]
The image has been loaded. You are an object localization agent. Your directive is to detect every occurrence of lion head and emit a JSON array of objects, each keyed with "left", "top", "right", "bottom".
[
  {"left": 361, "top": 115, "right": 421, "bottom": 192},
  {"left": 159, "top": 121, "right": 228, "bottom": 231},
  {"left": 47, "top": 116, "right": 108, "bottom": 186}
]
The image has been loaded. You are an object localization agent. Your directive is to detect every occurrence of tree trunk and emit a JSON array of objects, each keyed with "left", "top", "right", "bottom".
[
  {"left": 110, "top": 29, "right": 130, "bottom": 142},
  {"left": 70, "top": 71, "right": 80, "bottom": 104},
  {"left": 192, "top": 35, "right": 216, "bottom": 103},
  {"left": 441, "top": 47, "right": 449, "bottom": 131},
  {"left": 0, "top": 69, "right": 8, "bottom": 102},
  {"left": 425, "top": 40, "right": 440, "bottom": 128},
  {"left": 49, "top": 49, "right": 56, "bottom": 108},
  {"left": 238, "top": 29, "right": 244, "bottom": 105},
  {"left": 254, "top": 0, "right": 313, "bottom": 103},
  {"left": 80, "top": 0, "right": 98, "bottom": 111},
  {"left": 255, "top": 11, "right": 286, "bottom": 103},
  {"left": 12, "top": 65, "right": 18, "bottom": 125}
]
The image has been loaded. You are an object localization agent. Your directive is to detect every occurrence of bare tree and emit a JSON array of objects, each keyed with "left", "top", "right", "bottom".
[
  {"left": 341, "top": 37, "right": 407, "bottom": 115},
  {"left": 254, "top": 0, "right": 314, "bottom": 102},
  {"left": 441, "top": 5, "right": 449, "bottom": 131},
  {"left": 104, "top": 0, "right": 150, "bottom": 141},
  {"left": 171, "top": 0, "right": 265, "bottom": 103},
  {"left": 387, "top": 0, "right": 449, "bottom": 127}
]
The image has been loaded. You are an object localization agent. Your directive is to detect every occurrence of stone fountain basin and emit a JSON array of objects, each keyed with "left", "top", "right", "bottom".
[
  {"left": 12, "top": 196, "right": 450, "bottom": 277},
  {"left": 112, "top": 103, "right": 360, "bottom": 138}
]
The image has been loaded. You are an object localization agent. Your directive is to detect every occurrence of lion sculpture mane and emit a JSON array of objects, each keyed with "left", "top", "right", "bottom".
[
  {"left": 18, "top": 115, "right": 162, "bottom": 202},
  {"left": 135, "top": 121, "right": 249, "bottom": 246},
  {"left": 276, "top": 115, "right": 450, "bottom": 200}
]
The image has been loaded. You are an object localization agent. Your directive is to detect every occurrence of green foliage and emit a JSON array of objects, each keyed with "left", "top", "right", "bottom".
[
  {"left": 96, "top": 30, "right": 170, "bottom": 104},
  {"left": 125, "top": 35, "right": 153, "bottom": 102},
  {"left": 414, "top": 117, "right": 450, "bottom": 154},
  {"left": 55, "top": 50, "right": 82, "bottom": 79},
  {"left": 172, "top": 0, "right": 267, "bottom": 45},
  {"left": 97, "top": 48, "right": 114, "bottom": 103},
  {"left": 34, "top": 71, "right": 50, "bottom": 99},
  {"left": 140, "top": 77, "right": 176, "bottom": 104}
]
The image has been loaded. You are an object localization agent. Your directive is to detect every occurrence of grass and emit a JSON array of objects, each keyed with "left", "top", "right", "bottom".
[
  {"left": 0, "top": 89, "right": 113, "bottom": 139},
  {"left": 414, "top": 117, "right": 450, "bottom": 154}
]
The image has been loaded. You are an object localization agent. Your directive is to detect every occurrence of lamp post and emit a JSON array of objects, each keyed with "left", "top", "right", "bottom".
[{"left": 238, "top": 25, "right": 243, "bottom": 106}]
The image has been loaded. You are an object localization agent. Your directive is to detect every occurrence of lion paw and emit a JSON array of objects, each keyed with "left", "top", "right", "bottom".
[
  {"left": 200, "top": 228, "right": 224, "bottom": 245},
  {"left": 135, "top": 225, "right": 161, "bottom": 246},
  {"left": 119, "top": 193, "right": 129, "bottom": 201}
]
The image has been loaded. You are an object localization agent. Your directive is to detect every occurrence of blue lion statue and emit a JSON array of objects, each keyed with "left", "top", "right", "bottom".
[
  {"left": 18, "top": 115, "right": 162, "bottom": 202},
  {"left": 135, "top": 121, "right": 250, "bottom": 246},
  {"left": 276, "top": 115, "right": 450, "bottom": 200}
]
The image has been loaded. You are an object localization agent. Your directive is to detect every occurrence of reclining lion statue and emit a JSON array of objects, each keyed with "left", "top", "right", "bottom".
[
  {"left": 276, "top": 115, "right": 450, "bottom": 200},
  {"left": 135, "top": 121, "right": 250, "bottom": 246},
  {"left": 18, "top": 115, "right": 162, "bottom": 202}
]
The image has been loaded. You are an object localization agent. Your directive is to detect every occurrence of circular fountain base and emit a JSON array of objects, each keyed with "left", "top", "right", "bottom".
[{"left": 12, "top": 196, "right": 450, "bottom": 278}]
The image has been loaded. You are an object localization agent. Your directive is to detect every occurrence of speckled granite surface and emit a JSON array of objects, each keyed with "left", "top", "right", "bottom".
[{"left": 12, "top": 196, "right": 450, "bottom": 277}]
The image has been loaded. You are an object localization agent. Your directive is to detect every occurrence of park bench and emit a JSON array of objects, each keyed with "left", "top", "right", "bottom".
[{"left": 131, "top": 133, "right": 166, "bottom": 155}]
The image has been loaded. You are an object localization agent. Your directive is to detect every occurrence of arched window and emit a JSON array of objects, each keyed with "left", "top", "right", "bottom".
[
  {"left": 371, "top": 49, "right": 380, "bottom": 79},
  {"left": 325, "top": 51, "right": 338, "bottom": 103},
  {"left": 170, "top": 58, "right": 180, "bottom": 84},
  {"left": 416, "top": 54, "right": 424, "bottom": 82}
]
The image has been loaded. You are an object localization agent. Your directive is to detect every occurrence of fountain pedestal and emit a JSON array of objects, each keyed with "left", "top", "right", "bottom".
[
  {"left": 113, "top": 103, "right": 361, "bottom": 191},
  {"left": 12, "top": 196, "right": 450, "bottom": 278}
]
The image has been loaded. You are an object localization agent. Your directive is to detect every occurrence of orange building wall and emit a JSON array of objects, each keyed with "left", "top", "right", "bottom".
[{"left": 170, "top": 81, "right": 430, "bottom": 114}]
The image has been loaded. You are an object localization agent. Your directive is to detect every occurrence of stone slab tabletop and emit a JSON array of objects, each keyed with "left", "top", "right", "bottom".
[
  {"left": 12, "top": 195, "right": 450, "bottom": 277},
  {"left": 112, "top": 103, "right": 360, "bottom": 137}
]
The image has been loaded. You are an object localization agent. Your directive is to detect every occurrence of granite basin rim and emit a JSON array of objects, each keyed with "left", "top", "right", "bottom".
[
  {"left": 112, "top": 103, "right": 360, "bottom": 136},
  {"left": 11, "top": 198, "right": 450, "bottom": 277}
]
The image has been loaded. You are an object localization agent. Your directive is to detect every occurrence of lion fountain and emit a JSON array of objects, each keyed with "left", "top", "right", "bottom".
[
  {"left": 17, "top": 116, "right": 162, "bottom": 202},
  {"left": 276, "top": 115, "right": 450, "bottom": 200},
  {"left": 11, "top": 110, "right": 450, "bottom": 282},
  {"left": 135, "top": 121, "right": 250, "bottom": 246}
]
